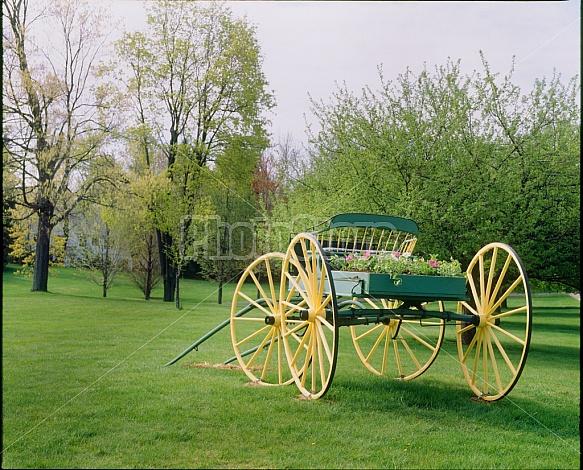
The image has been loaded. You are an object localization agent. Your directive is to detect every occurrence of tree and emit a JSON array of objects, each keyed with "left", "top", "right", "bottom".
[
  {"left": 251, "top": 134, "right": 312, "bottom": 256},
  {"left": 198, "top": 137, "right": 263, "bottom": 304},
  {"left": 119, "top": 174, "right": 163, "bottom": 301},
  {"left": 5, "top": 205, "right": 35, "bottom": 268},
  {"left": 115, "top": 0, "right": 274, "bottom": 303},
  {"left": 71, "top": 203, "right": 126, "bottom": 298},
  {"left": 127, "top": 230, "right": 161, "bottom": 300},
  {"left": 473, "top": 62, "right": 580, "bottom": 289},
  {"left": 274, "top": 57, "right": 580, "bottom": 288},
  {"left": 2, "top": 0, "right": 120, "bottom": 291},
  {"left": 3, "top": 147, "right": 18, "bottom": 268}
]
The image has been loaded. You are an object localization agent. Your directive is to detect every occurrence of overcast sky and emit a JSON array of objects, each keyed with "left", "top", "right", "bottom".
[{"left": 106, "top": 0, "right": 581, "bottom": 147}]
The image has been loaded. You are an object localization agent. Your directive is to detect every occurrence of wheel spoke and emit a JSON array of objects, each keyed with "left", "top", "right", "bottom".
[
  {"left": 249, "top": 270, "right": 273, "bottom": 311},
  {"left": 365, "top": 328, "right": 387, "bottom": 362},
  {"left": 355, "top": 323, "right": 385, "bottom": 341},
  {"left": 490, "top": 276, "right": 523, "bottom": 313},
  {"left": 316, "top": 321, "right": 333, "bottom": 364},
  {"left": 467, "top": 263, "right": 482, "bottom": 312},
  {"left": 318, "top": 311, "right": 335, "bottom": 333},
  {"left": 486, "top": 333, "right": 504, "bottom": 394},
  {"left": 490, "top": 328, "right": 517, "bottom": 375},
  {"left": 399, "top": 335, "right": 423, "bottom": 370},
  {"left": 281, "top": 300, "right": 307, "bottom": 316},
  {"left": 277, "top": 330, "right": 284, "bottom": 384},
  {"left": 461, "top": 328, "right": 479, "bottom": 364},
  {"left": 488, "top": 255, "right": 513, "bottom": 309},
  {"left": 490, "top": 322, "right": 526, "bottom": 346},
  {"left": 459, "top": 300, "right": 479, "bottom": 317},
  {"left": 491, "top": 305, "right": 528, "bottom": 320},
  {"left": 471, "top": 329, "right": 483, "bottom": 387},
  {"left": 310, "top": 243, "right": 319, "bottom": 294},
  {"left": 234, "top": 322, "right": 272, "bottom": 348},
  {"left": 246, "top": 328, "right": 274, "bottom": 368},
  {"left": 299, "top": 326, "right": 314, "bottom": 388},
  {"left": 284, "top": 319, "right": 310, "bottom": 337},
  {"left": 400, "top": 325, "right": 438, "bottom": 351},
  {"left": 260, "top": 329, "right": 277, "bottom": 382},
  {"left": 284, "top": 271, "right": 310, "bottom": 305},
  {"left": 237, "top": 291, "right": 273, "bottom": 317},
  {"left": 482, "top": 331, "right": 489, "bottom": 395},
  {"left": 315, "top": 293, "right": 333, "bottom": 316},
  {"left": 479, "top": 252, "right": 486, "bottom": 307},
  {"left": 317, "top": 327, "right": 327, "bottom": 387},
  {"left": 485, "top": 246, "right": 498, "bottom": 308},
  {"left": 265, "top": 259, "right": 277, "bottom": 306},
  {"left": 300, "top": 241, "right": 311, "bottom": 276}
]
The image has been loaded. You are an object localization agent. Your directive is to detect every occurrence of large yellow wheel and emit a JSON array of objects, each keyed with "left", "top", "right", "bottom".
[
  {"left": 456, "top": 243, "right": 532, "bottom": 401},
  {"left": 350, "top": 299, "right": 446, "bottom": 379},
  {"left": 230, "top": 252, "right": 294, "bottom": 386},
  {"left": 281, "top": 233, "right": 339, "bottom": 399}
]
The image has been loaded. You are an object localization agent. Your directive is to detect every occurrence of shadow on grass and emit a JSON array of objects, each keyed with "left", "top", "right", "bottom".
[
  {"left": 525, "top": 344, "right": 580, "bottom": 367},
  {"left": 29, "top": 289, "right": 173, "bottom": 305},
  {"left": 533, "top": 306, "right": 581, "bottom": 313},
  {"left": 328, "top": 373, "right": 578, "bottom": 439}
]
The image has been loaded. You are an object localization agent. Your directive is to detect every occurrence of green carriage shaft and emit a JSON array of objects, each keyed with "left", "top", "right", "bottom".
[{"left": 168, "top": 213, "right": 532, "bottom": 401}]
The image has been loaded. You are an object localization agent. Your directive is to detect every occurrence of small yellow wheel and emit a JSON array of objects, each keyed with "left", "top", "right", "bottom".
[
  {"left": 350, "top": 299, "right": 446, "bottom": 379},
  {"left": 230, "top": 252, "right": 294, "bottom": 386},
  {"left": 281, "top": 233, "right": 339, "bottom": 399},
  {"left": 456, "top": 243, "right": 532, "bottom": 401}
]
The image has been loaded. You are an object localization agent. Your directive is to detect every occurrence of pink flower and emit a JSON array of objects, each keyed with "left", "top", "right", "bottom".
[
  {"left": 362, "top": 250, "right": 372, "bottom": 259},
  {"left": 346, "top": 254, "right": 355, "bottom": 261},
  {"left": 429, "top": 260, "right": 439, "bottom": 268},
  {"left": 391, "top": 251, "right": 401, "bottom": 259}
]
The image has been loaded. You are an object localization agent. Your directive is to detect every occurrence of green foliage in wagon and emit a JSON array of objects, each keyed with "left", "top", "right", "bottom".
[{"left": 329, "top": 251, "right": 464, "bottom": 278}]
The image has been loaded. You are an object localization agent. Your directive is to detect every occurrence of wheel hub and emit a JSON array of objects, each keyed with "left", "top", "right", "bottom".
[
  {"left": 299, "top": 308, "right": 319, "bottom": 322},
  {"left": 477, "top": 313, "right": 489, "bottom": 328},
  {"left": 264, "top": 314, "right": 281, "bottom": 327}
]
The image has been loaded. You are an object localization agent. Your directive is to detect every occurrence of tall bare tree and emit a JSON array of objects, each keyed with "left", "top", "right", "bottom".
[{"left": 2, "top": 0, "right": 119, "bottom": 291}]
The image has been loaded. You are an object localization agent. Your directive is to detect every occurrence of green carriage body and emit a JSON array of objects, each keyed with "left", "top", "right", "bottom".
[
  {"left": 312, "top": 212, "right": 467, "bottom": 302},
  {"left": 331, "top": 270, "right": 467, "bottom": 301}
]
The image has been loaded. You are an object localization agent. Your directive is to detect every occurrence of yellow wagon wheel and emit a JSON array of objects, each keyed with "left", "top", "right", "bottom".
[
  {"left": 281, "top": 233, "right": 339, "bottom": 399},
  {"left": 350, "top": 299, "right": 446, "bottom": 380},
  {"left": 230, "top": 252, "right": 294, "bottom": 386},
  {"left": 456, "top": 243, "right": 532, "bottom": 401}
]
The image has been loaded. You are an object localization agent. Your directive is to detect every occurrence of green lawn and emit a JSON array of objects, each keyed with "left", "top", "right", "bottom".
[{"left": 2, "top": 266, "right": 580, "bottom": 468}]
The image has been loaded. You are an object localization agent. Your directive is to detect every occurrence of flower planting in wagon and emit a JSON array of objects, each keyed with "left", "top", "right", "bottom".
[{"left": 328, "top": 250, "right": 464, "bottom": 280}]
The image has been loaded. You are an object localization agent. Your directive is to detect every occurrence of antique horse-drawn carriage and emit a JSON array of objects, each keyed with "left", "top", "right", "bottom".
[{"left": 167, "top": 213, "right": 532, "bottom": 401}]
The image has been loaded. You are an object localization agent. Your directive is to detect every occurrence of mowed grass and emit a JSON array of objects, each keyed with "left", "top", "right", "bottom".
[{"left": 2, "top": 265, "right": 580, "bottom": 468}]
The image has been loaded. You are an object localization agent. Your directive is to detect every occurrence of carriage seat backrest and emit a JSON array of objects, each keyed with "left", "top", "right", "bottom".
[{"left": 310, "top": 213, "right": 419, "bottom": 257}]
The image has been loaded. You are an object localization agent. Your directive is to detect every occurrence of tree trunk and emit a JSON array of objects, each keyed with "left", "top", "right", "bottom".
[
  {"left": 62, "top": 213, "right": 70, "bottom": 265},
  {"left": 144, "top": 232, "right": 156, "bottom": 300},
  {"left": 175, "top": 269, "right": 181, "bottom": 309},
  {"left": 156, "top": 228, "right": 176, "bottom": 302},
  {"left": 31, "top": 208, "right": 52, "bottom": 292},
  {"left": 217, "top": 277, "right": 223, "bottom": 305},
  {"left": 103, "top": 231, "right": 109, "bottom": 298},
  {"left": 145, "top": 257, "right": 153, "bottom": 300}
]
